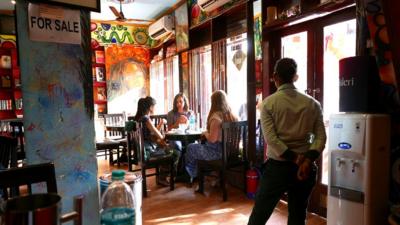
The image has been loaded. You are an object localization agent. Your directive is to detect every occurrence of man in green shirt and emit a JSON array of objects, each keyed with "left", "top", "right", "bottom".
[{"left": 248, "top": 58, "right": 326, "bottom": 225}]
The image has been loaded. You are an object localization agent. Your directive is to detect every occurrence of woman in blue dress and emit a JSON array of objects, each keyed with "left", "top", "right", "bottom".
[
  {"left": 185, "top": 90, "right": 237, "bottom": 179},
  {"left": 133, "top": 96, "right": 179, "bottom": 185},
  {"left": 166, "top": 93, "right": 193, "bottom": 152}
]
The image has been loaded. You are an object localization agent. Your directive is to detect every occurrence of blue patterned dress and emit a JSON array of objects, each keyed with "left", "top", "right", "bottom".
[{"left": 184, "top": 112, "right": 223, "bottom": 178}]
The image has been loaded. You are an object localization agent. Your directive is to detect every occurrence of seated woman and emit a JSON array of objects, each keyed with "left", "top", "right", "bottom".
[
  {"left": 133, "top": 96, "right": 179, "bottom": 185},
  {"left": 185, "top": 90, "right": 237, "bottom": 181},
  {"left": 167, "top": 93, "right": 193, "bottom": 152}
]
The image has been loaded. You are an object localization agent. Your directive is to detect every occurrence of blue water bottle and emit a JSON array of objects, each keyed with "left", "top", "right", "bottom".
[
  {"left": 101, "top": 170, "right": 135, "bottom": 225},
  {"left": 189, "top": 114, "right": 196, "bottom": 131}
]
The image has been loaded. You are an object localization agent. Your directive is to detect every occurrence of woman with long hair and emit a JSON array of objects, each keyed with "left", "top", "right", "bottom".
[
  {"left": 184, "top": 90, "right": 237, "bottom": 180},
  {"left": 167, "top": 93, "right": 193, "bottom": 131},
  {"left": 167, "top": 93, "right": 193, "bottom": 153},
  {"left": 134, "top": 96, "right": 179, "bottom": 185}
]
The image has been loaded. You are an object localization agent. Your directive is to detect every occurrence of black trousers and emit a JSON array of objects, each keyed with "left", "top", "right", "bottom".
[{"left": 248, "top": 159, "right": 317, "bottom": 225}]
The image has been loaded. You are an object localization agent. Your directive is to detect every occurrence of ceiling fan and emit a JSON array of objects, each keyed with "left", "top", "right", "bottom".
[{"left": 109, "top": 0, "right": 129, "bottom": 22}]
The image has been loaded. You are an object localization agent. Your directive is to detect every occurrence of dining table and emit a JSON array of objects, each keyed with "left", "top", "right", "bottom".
[{"left": 165, "top": 129, "right": 203, "bottom": 175}]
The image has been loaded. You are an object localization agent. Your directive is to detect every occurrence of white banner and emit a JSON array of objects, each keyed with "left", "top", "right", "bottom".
[{"left": 28, "top": 3, "right": 81, "bottom": 45}]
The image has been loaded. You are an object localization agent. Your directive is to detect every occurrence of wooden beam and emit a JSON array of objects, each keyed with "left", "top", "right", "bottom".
[{"left": 382, "top": 0, "right": 400, "bottom": 90}]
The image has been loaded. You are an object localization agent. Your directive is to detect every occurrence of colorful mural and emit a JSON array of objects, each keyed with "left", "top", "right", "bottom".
[
  {"left": 105, "top": 45, "right": 150, "bottom": 115},
  {"left": 16, "top": 2, "right": 99, "bottom": 224},
  {"left": 91, "top": 22, "right": 158, "bottom": 48}
]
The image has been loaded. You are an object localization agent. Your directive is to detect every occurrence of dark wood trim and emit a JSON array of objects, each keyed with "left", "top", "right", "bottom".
[
  {"left": 382, "top": 0, "right": 400, "bottom": 90},
  {"left": 30, "top": 0, "right": 101, "bottom": 12},
  {"left": 246, "top": 0, "right": 256, "bottom": 163}
]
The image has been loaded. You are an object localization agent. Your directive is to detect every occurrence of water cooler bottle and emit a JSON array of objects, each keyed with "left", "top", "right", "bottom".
[{"left": 327, "top": 113, "right": 390, "bottom": 225}]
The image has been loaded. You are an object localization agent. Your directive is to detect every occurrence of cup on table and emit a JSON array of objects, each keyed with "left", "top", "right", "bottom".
[{"left": 178, "top": 123, "right": 187, "bottom": 132}]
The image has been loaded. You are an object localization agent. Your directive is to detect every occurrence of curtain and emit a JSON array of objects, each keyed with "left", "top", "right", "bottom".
[
  {"left": 212, "top": 40, "right": 227, "bottom": 92},
  {"left": 150, "top": 60, "right": 164, "bottom": 114},
  {"left": 188, "top": 46, "right": 212, "bottom": 129},
  {"left": 164, "top": 56, "right": 180, "bottom": 113}
]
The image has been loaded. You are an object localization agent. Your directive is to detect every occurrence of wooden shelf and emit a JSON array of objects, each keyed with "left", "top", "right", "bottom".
[
  {"left": 92, "top": 63, "right": 105, "bottom": 67},
  {"left": 93, "top": 81, "right": 106, "bottom": 87},
  {"left": 94, "top": 100, "right": 107, "bottom": 104},
  {"left": 263, "top": 0, "right": 355, "bottom": 31}
]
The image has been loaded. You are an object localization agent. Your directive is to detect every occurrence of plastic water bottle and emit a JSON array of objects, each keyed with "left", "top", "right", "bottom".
[
  {"left": 101, "top": 170, "right": 135, "bottom": 225},
  {"left": 189, "top": 114, "right": 196, "bottom": 131}
]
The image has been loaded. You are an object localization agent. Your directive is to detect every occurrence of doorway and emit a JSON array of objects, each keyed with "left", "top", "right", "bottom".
[{"left": 270, "top": 8, "right": 356, "bottom": 216}]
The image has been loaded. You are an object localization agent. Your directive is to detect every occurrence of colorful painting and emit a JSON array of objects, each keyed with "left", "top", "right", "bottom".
[
  {"left": 175, "top": 2, "right": 190, "bottom": 52},
  {"left": 16, "top": 1, "right": 99, "bottom": 224},
  {"left": 90, "top": 22, "right": 158, "bottom": 48},
  {"left": 105, "top": 45, "right": 150, "bottom": 115}
]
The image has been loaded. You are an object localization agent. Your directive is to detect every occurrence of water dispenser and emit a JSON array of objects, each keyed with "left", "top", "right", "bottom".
[{"left": 327, "top": 113, "right": 390, "bottom": 225}]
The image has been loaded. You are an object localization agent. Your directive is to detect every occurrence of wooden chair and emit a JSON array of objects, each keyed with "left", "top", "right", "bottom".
[
  {"left": 197, "top": 121, "right": 248, "bottom": 201},
  {"left": 0, "top": 163, "right": 83, "bottom": 225},
  {"left": 126, "top": 121, "right": 175, "bottom": 197},
  {"left": 255, "top": 119, "right": 265, "bottom": 167},
  {"left": 103, "top": 113, "right": 126, "bottom": 139},
  {"left": 0, "top": 135, "right": 18, "bottom": 169},
  {"left": 97, "top": 113, "right": 127, "bottom": 166},
  {"left": 150, "top": 114, "right": 168, "bottom": 132},
  {"left": 9, "top": 121, "right": 25, "bottom": 161}
]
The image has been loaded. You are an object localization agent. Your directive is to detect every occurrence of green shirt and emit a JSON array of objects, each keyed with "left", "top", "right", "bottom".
[{"left": 260, "top": 83, "right": 326, "bottom": 161}]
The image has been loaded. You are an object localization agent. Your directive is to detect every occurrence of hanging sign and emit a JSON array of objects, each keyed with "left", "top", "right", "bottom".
[{"left": 28, "top": 3, "right": 81, "bottom": 44}]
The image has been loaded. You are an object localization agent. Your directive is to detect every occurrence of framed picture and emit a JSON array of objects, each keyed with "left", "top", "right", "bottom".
[
  {"left": 31, "top": 0, "right": 101, "bottom": 12},
  {"left": 174, "top": 2, "right": 190, "bottom": 53}
]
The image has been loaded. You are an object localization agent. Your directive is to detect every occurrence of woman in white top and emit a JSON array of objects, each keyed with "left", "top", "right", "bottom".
[{"left": 184, "top": 90, "right": 237, "bottom": 179}]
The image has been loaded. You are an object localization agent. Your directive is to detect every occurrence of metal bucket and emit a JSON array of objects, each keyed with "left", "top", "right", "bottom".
[
  {"left": 99, "top": 171, "right": 142, "bottom": 225},
  {"left": 3, "top": 193, "right": 61, "bottom": 225}
]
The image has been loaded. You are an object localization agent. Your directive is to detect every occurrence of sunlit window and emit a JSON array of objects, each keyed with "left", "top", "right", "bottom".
[
  {"left": 227, "top": 34, "right": 247, "bottom": 120},
  {"left": 281, "top": 31, "right": 308, "bottom": 93},
  {"left": 189, "top": 45, "right": 212, "bottom": 129}
]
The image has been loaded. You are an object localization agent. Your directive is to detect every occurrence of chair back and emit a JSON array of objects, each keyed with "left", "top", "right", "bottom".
[
  {"left": 0, "top": 162, "right": 83, "bottom": 225},
  {"left": 0, "top": 135, "right": 18, "bottom": 169},
  {"left": 222, "top": 121, "right": 248, "bottom": 168},
  {"left": 126, "top": 121, "right": 144, "bottom": 170},
  {"left": 103, "top": 113, "right": 125, "bottom": 139},
  {"left": 150, "top": 114, "right": 168, "bottom": 131},
  {"left": 255, "top": 119, "right": 264, "bottom": 166},
  {"left": 9, "top": 121, "right": 25, "bottom": 160},
  {"left": 0, "top": 162, "right": 57, "bottom": 199}
]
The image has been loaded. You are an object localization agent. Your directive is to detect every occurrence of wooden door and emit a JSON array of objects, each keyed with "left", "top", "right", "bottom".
[{"left": 267, "top": 7, "right": 356, "bottom": 217}]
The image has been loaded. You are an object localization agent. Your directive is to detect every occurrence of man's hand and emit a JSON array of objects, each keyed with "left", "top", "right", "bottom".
[{"left": 297, "top": 158, "right": 312, "bottom": 181}]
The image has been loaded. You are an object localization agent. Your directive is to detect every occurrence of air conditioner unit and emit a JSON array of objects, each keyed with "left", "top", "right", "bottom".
[
  {"left": 198, "top": 0, "right": 231, "bottom": 12},
  {"left": 148, "top": 15, "right": 174, "bottom": 40}
]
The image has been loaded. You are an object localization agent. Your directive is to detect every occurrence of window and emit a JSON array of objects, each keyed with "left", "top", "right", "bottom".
[
  {"left": 150, "top": 56, "right": 180, "bottom": 114},
  {"left": 189, "top": 45, "right": 212, "bottom": 129},
  {"left": 226, "top": 34, "right": 248, "bottom": 120}
]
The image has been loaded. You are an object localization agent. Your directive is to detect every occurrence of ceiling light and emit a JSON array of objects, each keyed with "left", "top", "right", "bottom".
[{"left": 11, "top": 0, "right": 16, "bottom": 4}]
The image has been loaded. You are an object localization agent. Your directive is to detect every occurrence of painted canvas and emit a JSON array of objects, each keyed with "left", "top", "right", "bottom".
[
  {"left": 175, "top": 2, "right": 190, "bottom": 52},
  {"left": 105, "top": 45, "right": 150, "bottom": 115}
]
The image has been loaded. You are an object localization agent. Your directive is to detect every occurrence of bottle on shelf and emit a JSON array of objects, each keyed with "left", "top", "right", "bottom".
[{"left": 100, "top": 170, "right": 135, "bottom": 225}]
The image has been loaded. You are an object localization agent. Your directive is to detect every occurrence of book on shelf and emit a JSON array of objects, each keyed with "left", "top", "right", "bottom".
[
  {"left": 1, "top": 75, "right": 11, "bottom": 88},
  {"left": 97, "top": 104, "right": 106, "bottom": 114},
  {"left": 95, "top": 50, "right": 105, "bottom": 64},
  {"left": 96, "top": 87, "right": 106, "bottom": 101},
  {"left": 95, "top": 67, "right": 105, "bottom": 82},
  {"left": 0, "top": 99, "right": 12, "bottom": 110}
]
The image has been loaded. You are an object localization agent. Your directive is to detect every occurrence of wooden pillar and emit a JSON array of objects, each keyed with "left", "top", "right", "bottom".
[{"left": 247, "top": 0, "right": 256, "bottom": 163}]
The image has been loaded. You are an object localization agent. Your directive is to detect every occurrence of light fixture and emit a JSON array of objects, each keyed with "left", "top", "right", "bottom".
[{"left": 11, "top": 0, "right": 16, "bottom": 4}]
